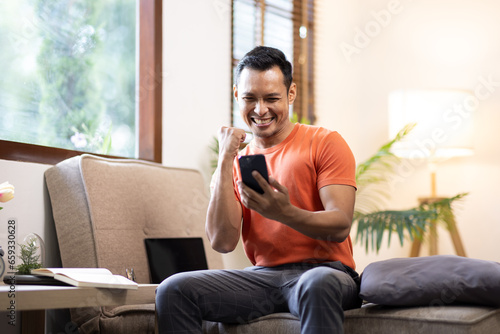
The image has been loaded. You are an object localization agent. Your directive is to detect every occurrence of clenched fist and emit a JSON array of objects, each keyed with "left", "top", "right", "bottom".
[{"left": 218, "top": 126, "right": 246, "bottom": 162}]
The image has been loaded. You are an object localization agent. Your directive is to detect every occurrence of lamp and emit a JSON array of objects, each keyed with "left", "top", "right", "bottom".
[{"left": 388, "top": 89, "right": 476, "bottom": 257}]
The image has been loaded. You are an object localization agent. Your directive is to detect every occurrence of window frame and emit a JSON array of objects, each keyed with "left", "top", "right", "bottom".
[{"left": 0, "top": 0, "right": 163, "bottom": 165}]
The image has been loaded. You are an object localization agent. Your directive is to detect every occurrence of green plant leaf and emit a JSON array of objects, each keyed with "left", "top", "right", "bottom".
[
  {"left": 355, "top": 123, "right": 415, "bottom": 187},
  {"left": 209, "top": 136, "right": 220, "bottom": 175},
  {"left": 418, "top": 193, "right": 468, "bottom": 231},
  {"left": 355, "top": 123, "right": 415, "bottom": 215},
  {"left": 101, "top": 124, "right": 113, "bottom": 154},
  {"left": 354, "top": 209, "right": 436, "bottom": 253},
  {"left": 16, "top": 238, "right": 42, "bottom": 275}
]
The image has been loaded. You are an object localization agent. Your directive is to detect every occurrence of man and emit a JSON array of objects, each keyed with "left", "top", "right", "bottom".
[{"left": 156, "top": 46, "right": 361, "bottom": 334}]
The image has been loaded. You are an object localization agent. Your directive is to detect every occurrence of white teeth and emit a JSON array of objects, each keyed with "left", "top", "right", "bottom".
[{"left": 253, "top": 118, "right": 272, "bottom": 124}]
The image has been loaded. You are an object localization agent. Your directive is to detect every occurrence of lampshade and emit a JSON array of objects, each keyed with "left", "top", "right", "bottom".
[{"left": 388, "top": 89, "right": 475, "bottom": 161}]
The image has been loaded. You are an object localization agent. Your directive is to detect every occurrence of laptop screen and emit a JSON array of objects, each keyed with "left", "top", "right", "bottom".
[{"left": 144, "top": 237, "right": 209, "bottom": 284}]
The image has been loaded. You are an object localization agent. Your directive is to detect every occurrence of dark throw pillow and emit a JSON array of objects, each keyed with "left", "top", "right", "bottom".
[{"left": 359, "top": 255, "right": 500, "bottom": 307}]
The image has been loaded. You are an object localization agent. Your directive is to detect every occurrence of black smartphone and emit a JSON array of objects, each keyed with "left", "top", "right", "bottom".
[{"left": 238, "top": 154, "right": 269, "bottom": 194}]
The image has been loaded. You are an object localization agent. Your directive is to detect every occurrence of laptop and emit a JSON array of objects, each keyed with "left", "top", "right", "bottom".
[{"left": 144, "top": 237, "right": 209, "bottom": 284}]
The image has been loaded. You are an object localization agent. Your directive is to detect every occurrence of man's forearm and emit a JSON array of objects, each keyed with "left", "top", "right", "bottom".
[
  {"left": 278, "top": 205, "right": 352, "bottom": 242},
  {"left": 206, "top": 159, "right": 242, "bottom": 253}
]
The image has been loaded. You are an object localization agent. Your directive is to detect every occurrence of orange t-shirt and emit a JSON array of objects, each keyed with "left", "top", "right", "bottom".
[{"left": 233, "top": 123, "right": 357, "bottom": 269}]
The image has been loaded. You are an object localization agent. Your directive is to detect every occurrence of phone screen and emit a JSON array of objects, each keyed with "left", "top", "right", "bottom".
[{"left": 238, "top": 154, "right": 269, "bottom": 194}]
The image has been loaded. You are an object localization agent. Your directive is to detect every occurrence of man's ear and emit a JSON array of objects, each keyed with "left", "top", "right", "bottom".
[
  {"left": 233, "top": 84, "right": 239, "bottom": 101},
  {"left": 288, "top": 82, "right": 297, "bottom": 105}
]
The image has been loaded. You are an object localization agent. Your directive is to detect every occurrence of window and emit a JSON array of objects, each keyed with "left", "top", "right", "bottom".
[
  {"left": 0, "top": 0, "right": 162, "bottom": 164},
  {"left": 231, "top": 0, "right": 315, "bottom": 130}
]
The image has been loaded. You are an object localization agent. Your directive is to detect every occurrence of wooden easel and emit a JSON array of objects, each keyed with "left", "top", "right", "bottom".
[
  {"left": 409, "top": 171, "right": 467, "bottom": 257},
  {"left": 409, "top": 197, "right": 467, "bottom": 257}
]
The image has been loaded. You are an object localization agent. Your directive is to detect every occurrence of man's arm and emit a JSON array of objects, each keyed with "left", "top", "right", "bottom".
[
  {"left": 205, "top": 127, "right": 245, "bottom": 253},
  {"left": 237, "top": 172, "right": 355, "bottom": 242}
]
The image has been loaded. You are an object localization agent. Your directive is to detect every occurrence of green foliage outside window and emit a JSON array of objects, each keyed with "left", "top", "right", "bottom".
[{"left": 0, "top": 0, "right": 136, "bottom": 157}]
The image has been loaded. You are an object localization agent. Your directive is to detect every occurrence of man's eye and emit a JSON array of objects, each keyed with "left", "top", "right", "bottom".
[
  {"left": 267, "top": 98, "right": 280, "bottom": 102},
  {"left": 243, "top": 97, "right": 255, "bottom": 102}
]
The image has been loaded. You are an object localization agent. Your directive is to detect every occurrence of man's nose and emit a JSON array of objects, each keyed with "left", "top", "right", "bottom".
[{"left": 254, "top": 99, "right": 268, "bottom": 115}]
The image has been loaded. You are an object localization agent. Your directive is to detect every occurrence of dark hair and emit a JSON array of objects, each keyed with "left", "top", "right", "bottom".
[{"left": 234, "top": 46, "right": 293, "bottom": 91}]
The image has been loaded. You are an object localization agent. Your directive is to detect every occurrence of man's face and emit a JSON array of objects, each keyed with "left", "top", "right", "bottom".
[{"left": 234, "top": 66, "right": 296, "bottom": 146}]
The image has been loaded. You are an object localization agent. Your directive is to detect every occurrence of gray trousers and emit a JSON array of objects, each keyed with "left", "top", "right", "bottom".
[{"left": 156, "top": 262, "right": 361, "bottom": 334}]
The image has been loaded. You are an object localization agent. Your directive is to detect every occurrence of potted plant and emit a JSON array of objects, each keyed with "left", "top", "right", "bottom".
[
  {"left": 16, "top": 236, "right": 43, "bottom": 275},
  {"left": 353, "top": 124, "right": 466, "bottom": 253}
]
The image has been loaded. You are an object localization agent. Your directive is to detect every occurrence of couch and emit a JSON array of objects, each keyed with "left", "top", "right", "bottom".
[{"left": 45, "top": 154, "right": 500, "bottom": 333}]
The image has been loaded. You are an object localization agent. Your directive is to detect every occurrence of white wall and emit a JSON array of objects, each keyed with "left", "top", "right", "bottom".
[
  {"left": 162, "top": 0, "right": 232, "bottom": 183},
  {"left": 0, "top": 160, "right": 58, "bottom": 266},
  {"left": 316, "top": 0, "right": 500, "bottom": 272}
]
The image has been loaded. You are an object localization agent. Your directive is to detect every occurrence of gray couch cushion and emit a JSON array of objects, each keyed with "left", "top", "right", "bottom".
[
  {"left": 204, "top": 313, "right": 300, "bottom": 334},
  {"left": 343, "top": 304, "right": 500, "bottom": 334},
  {"left": 45, "top": 154, "right": 99, "bottom": 269},
  {"left": 99, "top": 304, "right": 156, "bottom": 334},
  {"left": 205, "top": 304, "right": 500, "bottom": 334},
  {"left": 360, "top": 255, "right": 500, "bottom": 307},
  {"left": 79, "top": 154, "right": 224, "bottom": 282}
]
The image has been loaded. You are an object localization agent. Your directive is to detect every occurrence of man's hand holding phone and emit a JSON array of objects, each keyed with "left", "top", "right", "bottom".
[
  {"left": 238, "top": 154, "right": 269, "bottom": 194},
  {"left": 238, "top": 155, "right": 293, "bottom": 222}
]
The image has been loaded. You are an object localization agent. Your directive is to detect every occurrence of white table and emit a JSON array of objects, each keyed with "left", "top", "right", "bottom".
[{"left": 0, "top": 283, "right": 157, "bottom": 333}]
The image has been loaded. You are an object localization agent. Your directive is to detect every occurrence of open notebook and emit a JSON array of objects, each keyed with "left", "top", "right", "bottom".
[{"left": 144, "top": 237, "right": 209, "bottom": 284}]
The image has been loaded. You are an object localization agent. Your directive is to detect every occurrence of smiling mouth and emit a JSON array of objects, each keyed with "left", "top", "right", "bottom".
[{"left": 252, "top": 117, "right": 274, "bottom": 125}]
